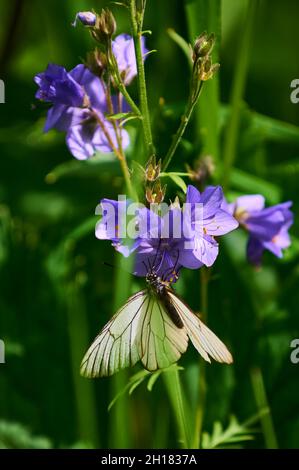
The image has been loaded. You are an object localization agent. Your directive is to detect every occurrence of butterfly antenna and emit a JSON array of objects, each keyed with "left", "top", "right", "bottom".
[
  {"left": 103, "top": 261, "right": 115, "bottom": 269},
  {"left": 102, "top": 261, "right": 134, "bottom": 277}
]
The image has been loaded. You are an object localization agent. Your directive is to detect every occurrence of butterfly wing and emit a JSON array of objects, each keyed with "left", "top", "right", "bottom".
[
  {"left": 81, "top": 289, "right": 189, "bottom": 377},
  {"left": 139, "top": 295, "right": 189, "bottom": 371},
  {"left": 167, "top": 291, "right": 233, "bottom": 364},
  {"left": 81, "top": 290, "right": 148, "bottom": 377}
]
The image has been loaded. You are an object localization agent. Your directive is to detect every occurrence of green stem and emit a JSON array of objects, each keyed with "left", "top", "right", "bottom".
[
  {"left": 129, "top": 0, "right": 155, "bottom": 158},
  {"left": 107, "top": 38, "right": 142, "bottom": 118},
  {"left": 114, "top": 74, "right": 142, "bottom": 118},
  {"left": 164, "top": 369, "right": 191, "bottom": 449},
  {"left": 93, "top": 110, "right": 134, "bottom": 199},
  {"left": 193, "top": 267, "right": 209, "bottom": 448},
  {"left": 222, "top": 0, "right": 258, "bottom": 190},
  {"left": 250, "top": 367, "right": 278, "bottom": 449},
  {"left": 162, "top": 82, "right": 204, "bottom": 172},
  {"left": 66, "top": 278, "right": 100, "bottom": 447}
]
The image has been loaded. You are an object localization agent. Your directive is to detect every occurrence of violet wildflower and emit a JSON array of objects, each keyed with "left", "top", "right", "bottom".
[
  {"left": 34, "top": 64, "right": 129, "bottom": 159},
  {"left": 96, "top": 185, "right": 239, "bottom": 279},
  {"left": 96, "top": 198, "right": 202, "bottom": 279},
  {"left": 186, "top": 185, "right": 239, "bottom": 266},
  {"left": 225, "top": 195, "right": 294, "bottom": 265},
  {"left": 34, "top": 64, "right": 85, "bottom": 107},
  {"left": 72, "top": 11, "right": 97, "bottom": 27},
  {"left": 112, "top": 34, "right": 148, "bottom": 84}
]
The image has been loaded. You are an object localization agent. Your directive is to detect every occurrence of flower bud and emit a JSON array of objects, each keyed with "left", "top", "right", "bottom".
[
  {"left": 145, "top": 156, "right": 161, "bottom": 182},
  {"left": 198, "top": 58, "right": 220, "bottom": 81},
  {"left": 146, "top": 181, "right": 167, "bottom": 204},
  {"left": 193, "top": 32, "right": 215, "bottom": 60},
  {"left": 72, "top": 11, "right": 97, "bottom": 27},
  {"left": 86, "top": 49, "right": 107, "bottom": 77},
  {"left": 92, "top": 9, "right": 117, "bottom": 43}
]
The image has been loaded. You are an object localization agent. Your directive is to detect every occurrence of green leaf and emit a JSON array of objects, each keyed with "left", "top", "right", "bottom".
[
  {"left": 167, "top": 28, "right": 192, "bottom": 66},
  {"left": 201, "top": 409, "right": 269, "bottom": 449},
  {"left": 106, "top": 112, "right": 132, "bottom": 120},
  {"left": 108, "top": 370, "right": 150, "bottom": 411},
  {"left": 147, "top": 370, "right": 162, "bottom": 391},
  {"left": 220, "top": 105, "right": 299, "bottom": 144},
  {"left": 252, "top": 112, "right": 299, "bottom": 144},
  {"left": 46, "top": 154, "right": 119, "bottom": 183},
  {"left": 160, "top": 173, "right": 187, "bottom": 193},
  {"left": 268, "top": 159, "right": 299, "bottom": 177},
  {"left": 230, "top": 168, "right": 281, "bottom": 204}
]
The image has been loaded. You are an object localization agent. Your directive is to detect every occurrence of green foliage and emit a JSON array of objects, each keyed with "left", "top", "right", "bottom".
[
  {"left": 0, "top": 421, "right": 52, "bottom": 449},
  {"left": 108, "top": 364, "right": 184, "bottom": 411},
  {"left": 201, "top": 411, "right": 268, "bottom": 449}
]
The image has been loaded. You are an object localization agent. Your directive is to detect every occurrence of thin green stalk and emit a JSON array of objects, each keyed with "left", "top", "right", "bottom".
[
  {"left": 185, "top": 0, "right": 221, "bottom": 165},
  {"left": 162, "top": 82, "right": 204, "bottom": 172},
  {"left": 222, "top": 0, "right": 258, "bottom": 190},
  {"left": 109, "top": 255, "right": 134, "bottom": 448},
  {"left": 164, "top": 368, "right": 191, "bottom": 449},
  {"left": 250, "top": 367, "right": 278, "bottom": 449},
  {"left": 117, "top": 82, "right": 141, "bottom": 117},
  {"left": 108, "top": 45, "right": 142, "bottom": 118},
  {"left": 66, "top": 278, "right": 100, "bottom": 447},
  {"left": 129, "top": 0, "right": 155, "bottom": 157},
  {"left": 93, "top": 110, "right": 134, "bottom": 199},
  {"left": 193, "top": 267, "right": 209, "bottom": 448}
]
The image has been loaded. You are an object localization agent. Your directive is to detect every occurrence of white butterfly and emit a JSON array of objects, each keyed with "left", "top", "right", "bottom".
[{"left": 81, "top": 269, "right": 233, "bottom": 378}]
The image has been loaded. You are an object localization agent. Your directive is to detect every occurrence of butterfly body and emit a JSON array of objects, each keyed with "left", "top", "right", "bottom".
[{"left": 146, "top": 271, "right": 184, "bottom": 329}]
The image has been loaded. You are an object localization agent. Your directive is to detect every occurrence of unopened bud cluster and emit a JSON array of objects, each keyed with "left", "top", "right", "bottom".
[
  {"left": 193, "top": 32, "right": 219, "bottom": 82},
  {"left": 144, "top": 156, "right": 166, "bottom": 204},
  {"left": 91, "top": 9, "right": 117, "bottom": 43}
]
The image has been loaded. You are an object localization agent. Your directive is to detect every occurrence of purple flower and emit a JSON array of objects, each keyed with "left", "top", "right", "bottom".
[
  {"left": 112, "top": 34, "right": 148, "bottom": 84},
  {"left": 96, "top": 198, "right": 202, "bottom": 278},
  {"left": 34, "top": 64, "right": 85, "bottom": 107},
  {"left": 225, "top": 195, "right": 294, "bottom": 265},
  {"left": 72, "top": 11, "right": 97, "bottom": 27},
  {"left": 185, "top": 185, "right": 239, "bottom": 267},
  {"left": 34, "top": 64, "right": 130, "bottom": 159},
  {"left": 67, "top": 121, "right": 129, "bottom": 160},
  {"left": 95, "top": 185, "right": 239, "bottom": 280},
  {"left": 132, "top": 205, "right": 204, "bottom": 278}
]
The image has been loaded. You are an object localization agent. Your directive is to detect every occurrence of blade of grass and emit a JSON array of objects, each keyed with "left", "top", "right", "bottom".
[
  {"left": 250, "top": 367, "right": 278, "bottom": 449},
  {"left": 163, "top": 368, "right": 191, "bottom": 449},
  {"left": 184, "top": 0, "right": 221, "bottom": 165},
  {"left": 66, "top": 277, "right": 100, "bottom": 447},
  {"left": 222, "top": 0, "right": 258, "bottom": 190}
]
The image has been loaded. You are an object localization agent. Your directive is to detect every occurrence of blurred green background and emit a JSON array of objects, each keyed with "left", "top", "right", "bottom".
[{"left": 0, "top": 0, "right": 299, "bottom": 449}]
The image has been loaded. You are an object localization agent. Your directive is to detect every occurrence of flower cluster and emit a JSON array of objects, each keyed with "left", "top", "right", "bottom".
[
  {"left": 34, "top": 28, "right": 148, "bottom": 160},
  {"left": 96, "top": 185, "right": 239, "bottom": 278},
  {"left": 33, "top": 10, "right": 294, "bottom": 273},
  {"left": 224, "top": 195, "right": 293, "bottom": 265}
]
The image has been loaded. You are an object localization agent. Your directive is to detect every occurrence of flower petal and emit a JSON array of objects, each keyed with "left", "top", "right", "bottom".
[
  {"left": 235, "top": 194, "right": 265, "bottom": 213},
  {"left": 204, "top": 209, "right": 239, "bottom": 236},
  {"left": 66, "top": 124, "right": 95, "bottom": 160},
  {"left": 193, "top": 234, "right": 219, "bottom": 267}
]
